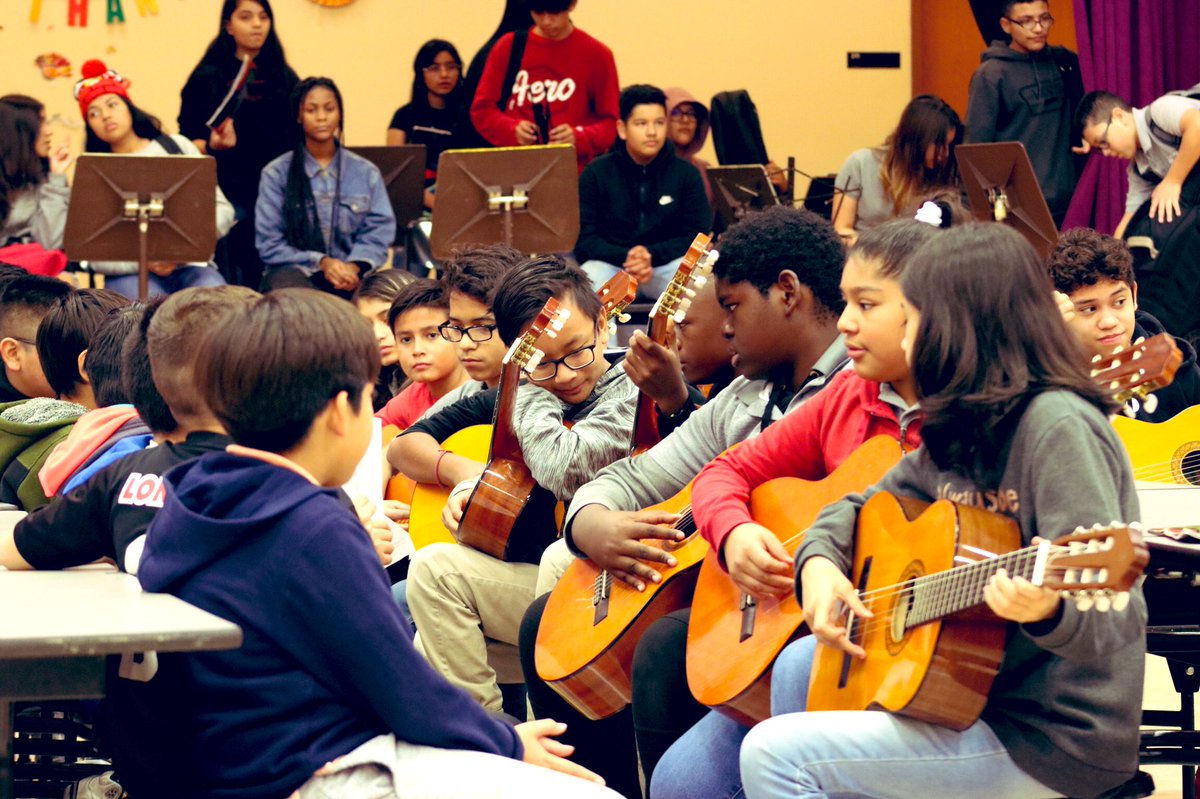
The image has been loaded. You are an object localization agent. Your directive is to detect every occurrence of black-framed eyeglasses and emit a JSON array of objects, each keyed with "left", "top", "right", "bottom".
[
  {"left": 1005, "top": 13, "right": 1054, "bottom": 31},
  {"left": 527, "top": 333, "right": 598, "bottom": 382},
  {"left": 6, "top": 336, "right": 36, "bottom": 346},
  {"left": 670, "top": 108, "right": 697, "bottom": 120},
  {"left": 439, "top": 321, "right": 497, "bottom": 343}
]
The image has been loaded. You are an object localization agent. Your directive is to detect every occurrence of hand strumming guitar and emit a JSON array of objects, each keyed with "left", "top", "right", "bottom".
[
  {"left": 799, "top": 555, "right": 873, "bottom": 659},
  {"left": 723, "top": 522, "right": 794, "bottom": 601},
  {"left": 570, "top": 504, "right": 684, "bottom": 591}
]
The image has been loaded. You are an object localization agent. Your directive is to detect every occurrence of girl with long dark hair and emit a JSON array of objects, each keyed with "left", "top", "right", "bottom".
[
  {"left": 387, "top": 39, "right": 464, "bottom": 210},
  {"left": 833, "top": 94, "right": 963, "bottom": 244},
  {"left": 0, "top": 100, "right": 70, "bottom": 263},
  {"left": 76, "top": 61, "right": 233, "bottom": 297},
  {"left": 739, "top": 223, "right": 1143, "bottom": 799},
  {"left": 255, "top": 77, "right": 396, "bottom": 297},
  {"left": 179, "top": 0, "right": 298, "bottom": 288}
]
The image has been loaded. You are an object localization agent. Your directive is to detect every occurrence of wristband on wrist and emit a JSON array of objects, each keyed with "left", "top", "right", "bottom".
[{"left": 433, "top": 449, "right": 449, "bottom": 486}]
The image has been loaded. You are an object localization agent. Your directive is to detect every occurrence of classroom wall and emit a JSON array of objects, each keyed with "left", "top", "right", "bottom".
[{"left": 1, "top": 0, "right": 912, "bottom": 196}]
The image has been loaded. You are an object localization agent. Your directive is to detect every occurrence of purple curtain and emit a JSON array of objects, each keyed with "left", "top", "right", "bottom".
[{"left": 1063, "top": 0, "right": 1200, "bottom": 233}]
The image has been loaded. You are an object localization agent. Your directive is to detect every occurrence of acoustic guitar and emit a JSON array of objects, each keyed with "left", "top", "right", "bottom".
[
  {"left": 1114, "top": 405, "right": 1200, "bottom": 488},
  {"left": 806, "top": 491, "right": 1147, "bottom": 729},
  {"left": 405, "top": 424, "right": 493, "bottom": 550},
  {"left": 684, "top": 435, "right": 904, "bottom": 725},
  {"left": 630, "top": 233, "right": 719, "bottom": 454},
  {"left": 456, "top": 274, "right": 639, "bottom": 562},
  {"left": 1089, "top": 332, "right": 1182, "bottom": 418}
]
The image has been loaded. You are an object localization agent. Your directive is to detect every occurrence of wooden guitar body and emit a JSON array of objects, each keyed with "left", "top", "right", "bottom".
[
  {"left": 536, "top": 483, "right": 703, "bottom": 719},
  {"left": 405, "top": 424, "right": 492, "bottom": 551},
  {"left": 806, "top": 492, "right": 1017, "bottom": 730},
  {"left": 1112, "top": 405, "right": 1200, "bottom": 487},
  {"left": 457, "top": 455, "right": 558, "bottom": 562},
  {"left": 685, "top": 436, "right": 903, "bottom": 726}
]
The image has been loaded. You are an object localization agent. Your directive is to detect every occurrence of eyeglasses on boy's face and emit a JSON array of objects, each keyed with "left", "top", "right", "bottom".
[
  {"left": 1005, "top": 13, "right": 1054, "bottom": 31},
  {"left": 438, "top": 322, "right": 496, "bottom": 343},
  {"left": 527, "top": 333, "right": 598, "bottom": 382},
  {"left": 1096, "top": 114, "right": 1115, "bottom": 150}
]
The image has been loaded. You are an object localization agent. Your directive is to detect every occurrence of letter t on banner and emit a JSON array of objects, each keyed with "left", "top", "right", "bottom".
[
  {"left": 107, "top": 0, "right": 125, "bottom": 23},
  {"left": 68, "top": 0, "right": 88, "bottom": 26}
]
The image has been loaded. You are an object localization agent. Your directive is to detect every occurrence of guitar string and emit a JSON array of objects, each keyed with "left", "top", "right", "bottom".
[
  {"left": 1128, "top": 455, "right": 1200, "bottom": 482},
  {"left": 598, "top": 506, "right": 696, "bottom": 593}
]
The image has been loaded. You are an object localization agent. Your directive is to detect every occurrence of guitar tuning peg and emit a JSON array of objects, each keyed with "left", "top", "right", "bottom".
[
  {"left": 1132, "top": 350, "right": 1143, "bottom": 360},
  {"left": 1108, "top": 380, "right": 1120, "bottom": 391},
  {"left": 526, "top": 351, "right": 543, "bottom": 371},
  {"left": 683, "top": 287, "right": 696, "bottom": 299},
  {"left": 617, "top": 312, "right": 631, "bottom": 323},
  {"left": 1111, "top": 344, "right": 1125, "bottom": 355},
  {"left": 1089, "top": 367, "right": 1101, "bottom": 377},
  {"left": 1122, "top": 403, "right": 1137, "bottom": 418},
  {"left": 1091, "top": 353, "right": 1103, "bottom": 364},
  {"left": 1094, "top": 592, "right": 1112, "bottom": 612},
  {"left": 1133, "top": 335, "right": 1146, "bottom": 345},
  {"left": 545, "top": 329, "right": 558, "bottom": 339},
  {"left": 1074, "top": 592, "right": 1094, "bottom": 612},
  {"left": 1144, "top": 394, "right": 1158, "bottom": 415},
  {"left": 1112, "top": 592, "right": 1130, "bottom": 612},
  {"left": 693, "top": 275, "right": 708, "bottom": 288}
]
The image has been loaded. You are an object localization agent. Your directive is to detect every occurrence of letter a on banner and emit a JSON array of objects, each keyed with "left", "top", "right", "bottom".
[
  {"left": 107, "top": 0, "right": 125, "bottom": 23},
  {"left": 68, "top": 0, "right": 89, "bottom": 26}
]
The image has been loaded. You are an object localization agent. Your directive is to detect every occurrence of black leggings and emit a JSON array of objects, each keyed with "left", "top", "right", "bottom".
[{"left": 518, "top": 596, "right": 706, "bottom": 799}]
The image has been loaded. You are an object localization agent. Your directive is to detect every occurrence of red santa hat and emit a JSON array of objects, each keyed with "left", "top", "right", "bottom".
[{"left": 73, "top": 59, "right": 131, "bottom": 117}]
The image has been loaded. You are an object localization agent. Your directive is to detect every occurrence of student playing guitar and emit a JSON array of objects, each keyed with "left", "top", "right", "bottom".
[
  {"left": 719, "top": 225, "right": 1142, "bottom": 799},
  {"left": 403, "top": 257, "right": 638, "bottom": 713},
  {"left": 520, "top": 207, "right": 853, "bottom": 797},
  {"left": 650, "top": 217, "right": 936, "bottom": 799}
]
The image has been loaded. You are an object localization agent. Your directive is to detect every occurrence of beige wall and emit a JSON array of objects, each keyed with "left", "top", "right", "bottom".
[{"left": 2, "top": 0, "right": 911, "bottom": 195}]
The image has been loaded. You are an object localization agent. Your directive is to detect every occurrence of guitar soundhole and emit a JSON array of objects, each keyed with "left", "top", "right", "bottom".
[
  {"left": 663, "top": 530, "right": 698, "bottom": 553},
  {"left": 1178, "top": 448, "right": 1200, "bottom": 487},
  {"left": 886, "top": 561, "right": 923, "bottom": 656}
]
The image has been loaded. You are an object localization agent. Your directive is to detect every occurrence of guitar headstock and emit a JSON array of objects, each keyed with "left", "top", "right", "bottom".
[
  {"left": 598, "top": 272, "right": 638, "bottom": 330},
  {"left": 649, "top": 233, "right": 719, "bottom": 335},
  {"left": 1042, "top": 521, "right": 1149, "bottom": 611},
  {"left": 504, "top": 297, "right": 570, "bottom": 374},
  {"left": 1090, "top": 333, "right": 1183, "bottom": 417}
]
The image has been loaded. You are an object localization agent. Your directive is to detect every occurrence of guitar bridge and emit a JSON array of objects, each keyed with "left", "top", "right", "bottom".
[
  {"left": 739, "top": 593, "right": 757, "bottom": 642},
  {"left": 592, "top": 570, "right": 612, "bottom": 626}
]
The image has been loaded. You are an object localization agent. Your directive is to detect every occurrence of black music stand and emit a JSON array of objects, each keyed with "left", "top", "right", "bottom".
[
  {"left": 429, "top": 144, "right": 579, "bottom": 258},
  {"left": 955, "top": 142, "right": 1059, "bottom": 260},
  {"left": 709, "top": 165, "right": 780, "bottom": 230},
  {"left": 350, "top": 145, "right": 427, "bottom": 242},
  {"left": 63, "top": 154, "right": 218, "bottom": 300}
]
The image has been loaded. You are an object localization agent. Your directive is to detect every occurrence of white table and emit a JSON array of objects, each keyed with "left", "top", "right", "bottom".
[{"left": 0, "top": 570, "right": 242, "bottom": 799}]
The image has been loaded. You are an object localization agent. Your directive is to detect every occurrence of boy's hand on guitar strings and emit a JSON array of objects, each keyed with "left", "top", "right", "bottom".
[
  {"left": 984, "top": 566, "right": 1061, "bottom": 623},
  {"left": 441, "top": 479, "right": 477, "bottom": 534},
  {"left": 516, "top": 719, "right": 607, "bottom": 785},
  {"left": 571, "top": 506, "right": 684, "bottom": 591},
  {"left": 801, "top": 556, "right": 872, "bottom": 659},
  {"left": 723, "top": 523, "right": 795, "bottom": 600}
]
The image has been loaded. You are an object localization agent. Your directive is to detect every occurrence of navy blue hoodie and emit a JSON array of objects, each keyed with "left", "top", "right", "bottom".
[{"left": 138, "top": 451, "right": 522, "bottom": 799}]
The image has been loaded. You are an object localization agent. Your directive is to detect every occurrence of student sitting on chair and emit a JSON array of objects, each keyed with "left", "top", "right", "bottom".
[
  {"left": 256, "top": 77, "right": 396, "bottom": 297},
  {"left": 137, "top": 288, "right": 617, "bottom": 799},
  {"left": 74, "top": 60, "right": 233, "bottom": 298},
  {"left": 576, "top": 84, "right": 713, "bottom": 301}
]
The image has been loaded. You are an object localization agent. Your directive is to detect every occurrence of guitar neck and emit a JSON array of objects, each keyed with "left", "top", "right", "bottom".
[
  {"left": 905, "top": 544, "right": 1041, "bottom": 627},
  {"left": 629, "top": 312, "right": 674, "bottom": 452},
  {"left": 488, "top": 360, "right": 524, "bottom": 462}
]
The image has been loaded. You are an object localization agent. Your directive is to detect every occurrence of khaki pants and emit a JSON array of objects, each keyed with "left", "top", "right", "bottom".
[{"left": 408, "top": 544, "right": 537, "bottom": 711}]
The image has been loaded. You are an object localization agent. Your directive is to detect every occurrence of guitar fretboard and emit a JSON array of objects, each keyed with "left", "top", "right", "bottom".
[{"left": 906, "top": 545, "right": 1041, "bottom": 627}]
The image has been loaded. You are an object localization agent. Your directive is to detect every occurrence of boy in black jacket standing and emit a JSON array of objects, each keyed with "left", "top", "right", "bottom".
[
  {"left": 965, "top": 0, "right": 1083, "bottom": 226},
  {"left": 576, "top": 84, "right": 712, "bottom": 300}
]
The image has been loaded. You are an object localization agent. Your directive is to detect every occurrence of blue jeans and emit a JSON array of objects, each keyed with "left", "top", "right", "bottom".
[
  {"left": 580, "top": 256, "right": 683, "bottom": 301},
  {"left": 650, "top": 636, "right": 817, "bottom": 799},
  {"left": 740, "top": 710, "right": 1058, "bottom": 799},
  {"left": 103, "top": 266, "right": 226, "bottom": 298}
]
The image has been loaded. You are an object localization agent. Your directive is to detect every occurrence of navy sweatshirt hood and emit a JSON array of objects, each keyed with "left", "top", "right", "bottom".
[{"left": 138, "top": 452, "right": 335, "bottom": 592}]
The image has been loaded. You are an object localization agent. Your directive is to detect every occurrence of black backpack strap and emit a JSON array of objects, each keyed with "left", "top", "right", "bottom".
[
  {"left": 155, "top": 134, "right": 183, "bottom": 155},
  {"left": 498, "top": 29, "right": 529, "bottom": 112}
]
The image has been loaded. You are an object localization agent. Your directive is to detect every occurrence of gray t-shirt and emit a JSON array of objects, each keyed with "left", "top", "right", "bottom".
[
  {"left": 1127, "top": 94, "right": 1200, "bottom": 212},
  {"left": 834, "top": 147, "right": 891, "bottom": 232}
]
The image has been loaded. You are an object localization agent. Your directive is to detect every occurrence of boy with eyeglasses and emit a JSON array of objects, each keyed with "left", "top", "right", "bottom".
[
  {"left": 399, "top": 256, "right": 638, "bottom": 711},
  {"left": 964, "top": 0, "right": 1083, "bottom": 225}
]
